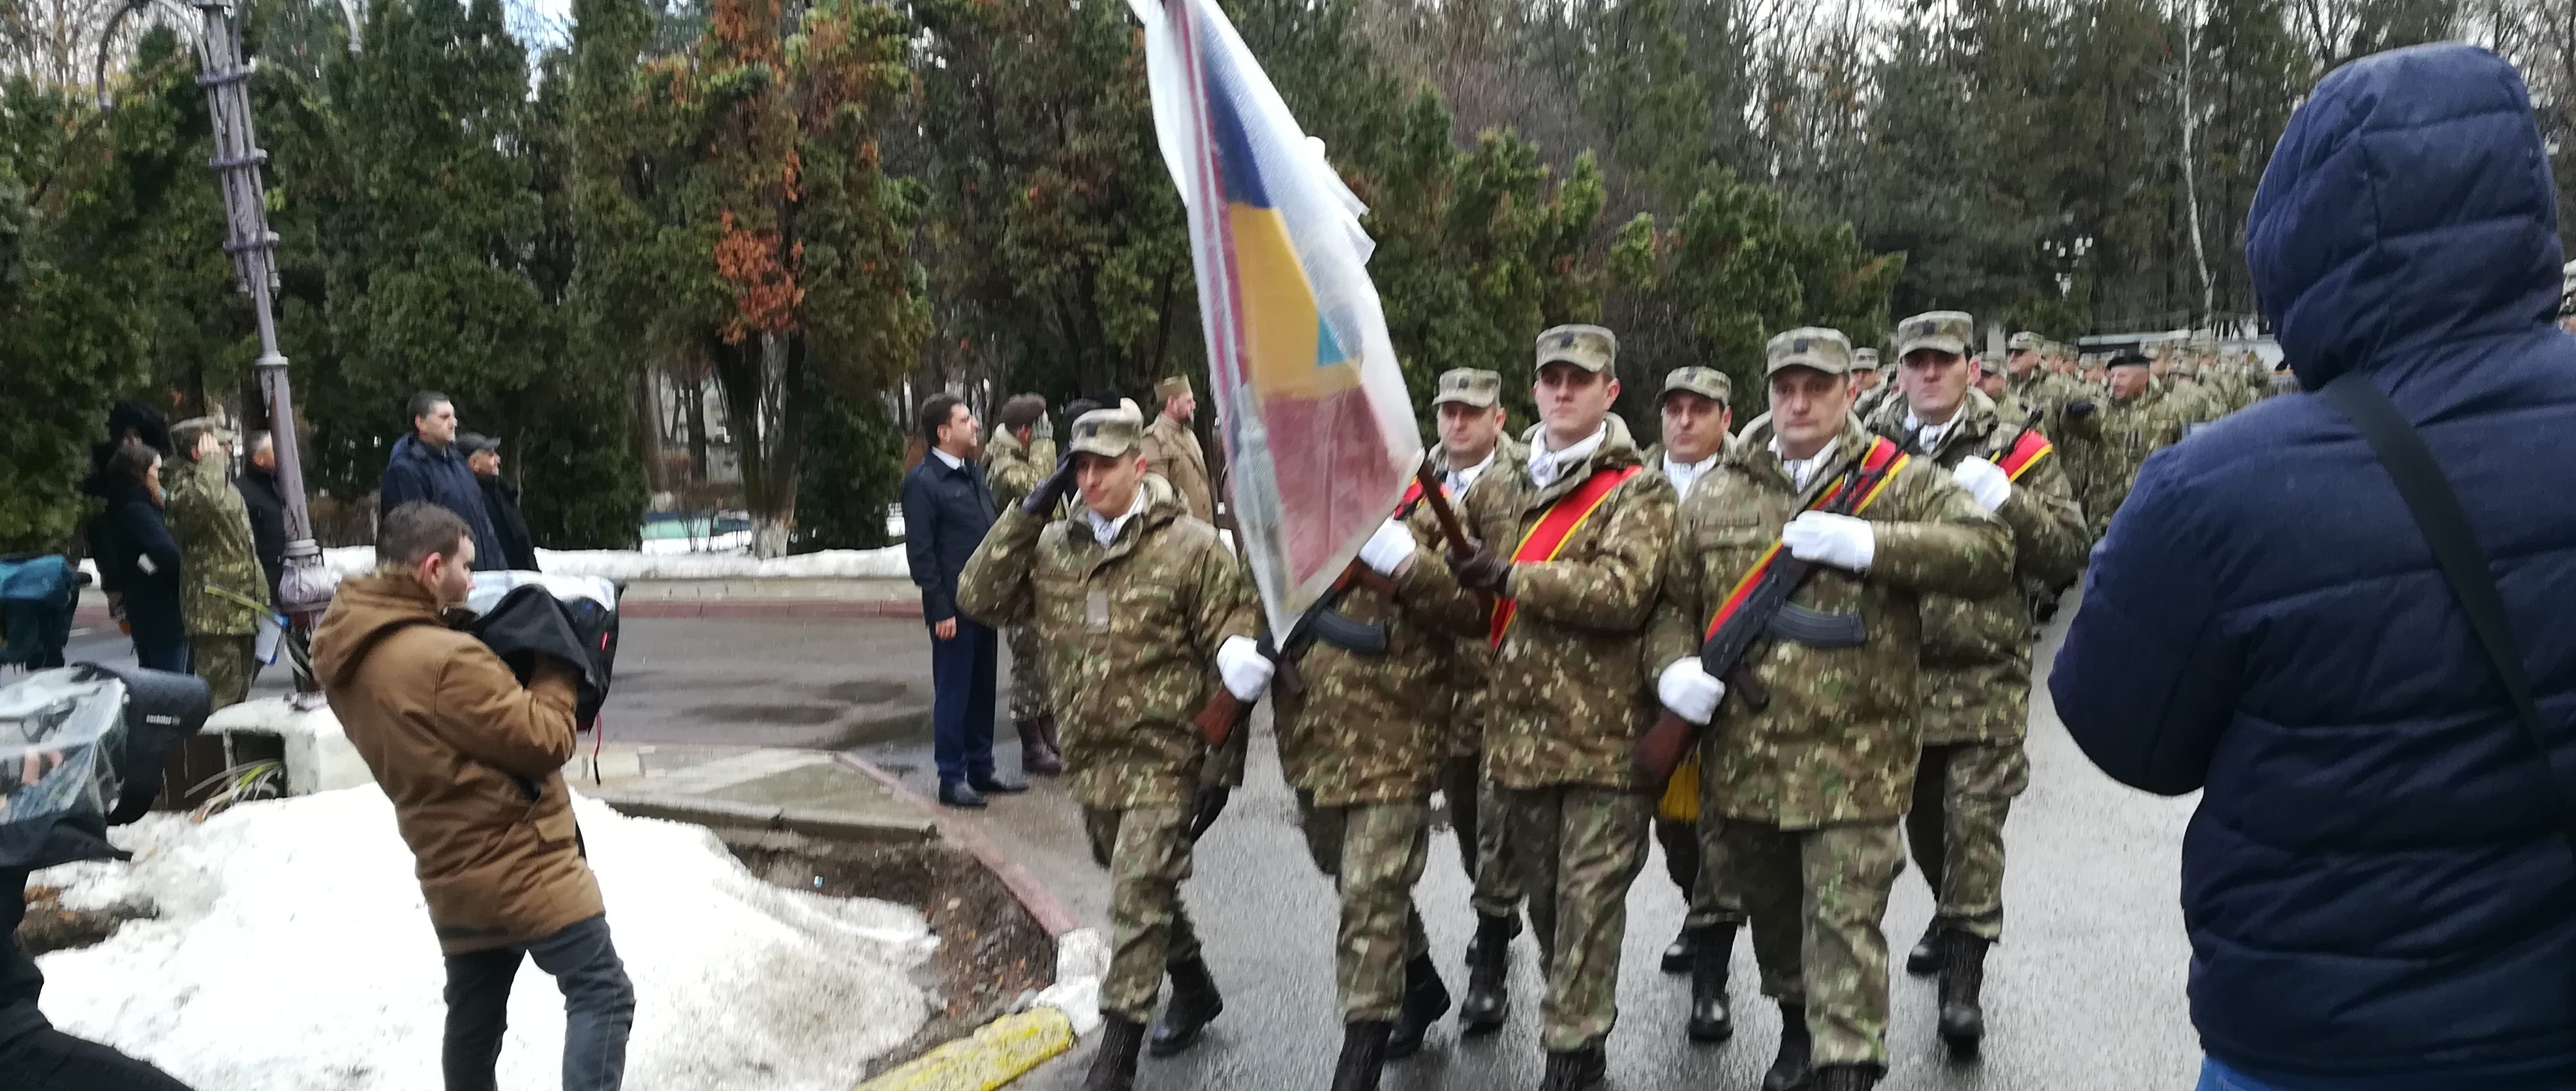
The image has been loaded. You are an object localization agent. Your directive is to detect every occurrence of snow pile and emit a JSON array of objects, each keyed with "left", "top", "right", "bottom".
[{"left": 33, "top": 788, "right": 936, "bottom": 1091}]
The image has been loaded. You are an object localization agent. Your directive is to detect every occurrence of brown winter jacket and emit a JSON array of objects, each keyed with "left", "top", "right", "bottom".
[{"left": 312, "top": 572, "right": 600, "bottom": 955}]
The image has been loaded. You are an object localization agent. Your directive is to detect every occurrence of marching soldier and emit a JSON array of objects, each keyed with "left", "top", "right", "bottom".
[
  {"left": 1409, "top": 325, "right": 1676, "bottom": 1090},
  {"left": 983, "top": 393, "right": 1064, "bottom": 776},
  {"left": 1649, "top": 326, "right": 2010, "bottom": 1091},
  {"left": 1848, "top": 348, "right": 1893, "bottom": 422},
  {"left": 957, "top": 407, "right": 1274, "bottom": 1091},
  {"left": 166, "top": 415, "right": 272, "bottom": 709},
  {"left": 1870, "top": 313, "right": 2087, "bottom": 1057},
  {"left": 2061, "top": 350, "right": 2188, "bottom": 542},
  {"left": 1138, "top": 375, "right": 1217, "bottom": 521},
  {"left": 2003, "top": 332, "right": 2077, "bottom": 433},
  {"left": 1424, "top": 367, "right": 1535, "bottom": 1032},
  {"left": 1974, "top": 355, "right": 2029, "bottom": 425},
  {"left": 1638, "top": 367, "right": 1750, "bottom": 1043}
]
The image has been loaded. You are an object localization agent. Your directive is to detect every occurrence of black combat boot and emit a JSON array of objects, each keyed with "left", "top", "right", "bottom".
[
  {"left": 1329, "top": 1021, "right": 1392, "bottom": 1091},
  {"left": 1761, "top": 1004, "right": 1813, "bottom": 1091},
  {"left": 1811, "top": 1063, "right": 1881, "bottom": 1091},
  {"left": 1016, "top": 717, "right": 1063, "bottom": 776},
  {"left": 1387, "top": 953, "right": 1452, "bottom": 1058},
  {"left": 1660, "top": 925, "right": 1695, "bottom": 973},
  {"left": 1904, "top": 919, "right": 1944, "bottom": 976},
  {"left": 1937, "top": 930, "right": 1989, "bottom": 1056},
  {"left": 1148, "top": 957, "right": 1225, "bottom": 1056},
  {"left": 1537, "top": 1045, "right": 1606, "bottom": 1090},
  {"left": 1686, "top": 923, "right": 1736, "bottom": 1043},
  {"left": 1459, "top": 913, "right": 1515, "bottom": 1034},
  {"left": 1084, "top": 1017, "right": 1148, "bottom": 1091}
]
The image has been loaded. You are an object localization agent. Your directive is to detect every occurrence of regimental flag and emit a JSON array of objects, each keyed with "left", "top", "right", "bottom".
[{"left": 1130, "top": 0, "right": 1425, "bottom": 637}]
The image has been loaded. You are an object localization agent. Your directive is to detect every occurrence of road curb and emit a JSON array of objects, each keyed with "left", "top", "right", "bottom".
[
  {"left": 851, "top": 1008, "right": 1075, "bottom": 1091},
  {"left": 589, "top": 790, "right": 938, "bottom": 843},
  {"left": 831, "top": 752, "right": 1080, "bottom": 938}
]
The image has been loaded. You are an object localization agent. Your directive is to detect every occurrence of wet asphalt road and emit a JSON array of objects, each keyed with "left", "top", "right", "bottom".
[{"left": 65, "top": 597, "right": 2205, "bottom": 1090}]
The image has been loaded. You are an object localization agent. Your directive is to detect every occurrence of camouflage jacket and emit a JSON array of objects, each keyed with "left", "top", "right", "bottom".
[
  {"left": 1138, "top": 414, "right": 1216, "bottom": 521},
  {"left": 165, "top": 448, "right": 271, "bottom": 636},
  {"left": 981, "top": 429, "right": 1057, "bottom": 513},
  {"left": 1424, "top": 435, "right": 1529, "bottom": 759},
  {"left": 1852, "top": 384, "right": 1898, "bottom": 425},
  {"left": 1272, "top": 499, "right": 1462, "bottom": 806},
  {"left": 1865, "top": 390, "right": 2087, "bottom": 745},
  {"left": 1649, "top": 420, "right": 2012, "bottom": 827},
  {"left": 2009, "top": 371, "right": 2084, "bottom": 435},
  {"left": 957, "top": 489, "right": 1254, "bottom": 809},
  {"left": 2063, "top": 388, "right": 2189, "bottom": 540},
  {"left": 1407, "top": 416, "right": 1675, "bottom": 792}
]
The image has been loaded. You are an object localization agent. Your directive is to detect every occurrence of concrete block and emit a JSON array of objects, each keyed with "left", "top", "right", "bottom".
[{"left": 202, "top": 697, "right": 374, "bottom": 795}]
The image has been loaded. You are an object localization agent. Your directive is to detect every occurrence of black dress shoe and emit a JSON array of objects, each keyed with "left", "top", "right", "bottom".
[
  {"left": 938, "top": 781, "right": 988, "bottom": 809},
  {"left": 970, "top": 771, "right": 1029, "bottom": 794}
]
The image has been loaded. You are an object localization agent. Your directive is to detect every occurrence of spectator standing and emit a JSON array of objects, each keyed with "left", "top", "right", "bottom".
[
  {"left": 238, "top": 431, "right": 289, "bottom": 609},
  {"left": 902, "top": 393, "right": 1026, "bottom": 808},
  {"left": 379, "top": 392, "right": 504, "bottom": 572},
  {"left": 79, "top": 402, "right": 174, "bottom": 636},
  {"left": 313, "top": 502, "right": 634, "bottom": 1091},
  {"left": 2054, "top": 44, "right": 2576, "bottom": 1091},
  {"left": 166, "top": 418, "right": 272, "bottom": 710},
  {"left": 96, "top": 442, "right": 187, "bottom": 673},
  {"left": 459, "top": 433, "right": 540, "bottom": 572}
]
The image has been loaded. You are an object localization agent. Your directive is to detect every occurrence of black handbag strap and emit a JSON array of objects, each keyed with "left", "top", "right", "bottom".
[{"left": 2320, "top": 373, "right": 2576, "bottom": 855}]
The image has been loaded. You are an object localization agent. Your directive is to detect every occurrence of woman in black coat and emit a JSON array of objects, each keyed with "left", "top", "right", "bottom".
[{"left": 95, "top": 442, "right": 186, "bottom": 673}]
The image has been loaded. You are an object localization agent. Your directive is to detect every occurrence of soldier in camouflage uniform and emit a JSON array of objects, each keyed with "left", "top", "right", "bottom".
[
  {"left": 957, "top": 407, "right": 1271, "bottom": 1091},
  {"left": 1424, "top": 367, "right": 1535, "bottom": 1015},
  {"left": 1636, "top": 367, "right": 1751, "bottom": 1043},
  {"left": 1649, "top": 326, "right": 2012, "bottom": 1091},
  {"left": 166, "top": 417, "right": 272, "bottom": 709},
  {"left": 1277, "top": 461, "right": 1501, "bottom": 1088},
  {"left": 982, "top": 393, "right": 1064, "bottom": 776},
  {"left": 1869, "top": 313, "right": 2087, "bottom": 1058},
  {"left": 1137, "top": 375, "right": 1217, "bottom": 521},
  {"left": 1848, "top": 348, "right": 1894, "bottom": 423},
  {"left": 2004, "top": 332, "right": 2081, "bottom": 436},
  {"left": 1404, "top": 325, "right": 1676, "bottom": 1091},
  {"left": 2061, "top": 351, "right": 2190, "bottom": 542}
]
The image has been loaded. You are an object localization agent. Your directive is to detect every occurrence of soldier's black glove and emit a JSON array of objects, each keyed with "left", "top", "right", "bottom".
[
  {"left": 1447, "top": 546, "right": 1512, "bottom": 593},
  {"left": 1024, "top": 450, "right": 1079, "bottom": 517},
  {"left": 1187, "top": 784, "right": 1231, "bottom": 840},
  {"left": 2062, "top": 399, "right": 2098, "bottom": 423}
]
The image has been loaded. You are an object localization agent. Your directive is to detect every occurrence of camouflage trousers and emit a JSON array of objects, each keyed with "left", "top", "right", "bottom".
[
  {"left": 1729, "top": 820, "right": 1904, "bottom": 1069},
  {"left": 191, "top": 634, "right": 254, "bottom": 709},
  {"left": 1494, "top": 784, "right": 1649, "bottom": 1053},
  {"left": 1005, "top": 624, "right": 1052, "bottom": 724},
  {"left": 1662, "top": 815, "right": 1747, "bottom": 929},
  {"left": 1082, "top": 805, "right": 1204, "bottom": 1024},
  {"left": 1295, "top": 793, "right": 1433, "bottom": 1022},
  {"left": 1442, "top": 754, "right": 1522, "bottom": 917},
  {"left": 1905, "top": 741, "right": 2032, "bottom": 941}
]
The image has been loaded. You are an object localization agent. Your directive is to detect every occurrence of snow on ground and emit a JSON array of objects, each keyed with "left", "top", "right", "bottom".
[{"left": 32, "top": 788, "right": 936, "bottom": 1091}]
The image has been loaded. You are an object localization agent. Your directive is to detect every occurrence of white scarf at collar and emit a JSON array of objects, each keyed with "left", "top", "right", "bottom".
[{"left": 1528, "top": 424, "right": 1608, "bottom": 489}]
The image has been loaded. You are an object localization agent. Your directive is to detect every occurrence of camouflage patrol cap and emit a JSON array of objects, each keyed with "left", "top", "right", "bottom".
[
  {"left": 1067, "top": 407, "right": 1146, "bottom": 459},
  {"left": 1851, "top": 348, "right": 1880, "bottom": 371},
  {"left": 1535, "top": 324, "right": 1618, "bottom": 374},
  {"left": 1895, "top": 311, "right": 1974, "bottom": 358},
  {"left": 1433, "top": 367, "right": 1505, "bottom": 408},
  {"left": 1764, "top": 327, "right": 1854, "bottom": 377},
  {"left": 1659, "top": 367, "right": 1732, "bottom": 407},
  {"left": 1154, "top": 375, "right": 1194, "bottom": 401},
  {"left": 170, "top": 414, "right": 238, "bottom": 451},
  {"left": 2008, "top": 331, "right": 2044, "bottom": 351}
]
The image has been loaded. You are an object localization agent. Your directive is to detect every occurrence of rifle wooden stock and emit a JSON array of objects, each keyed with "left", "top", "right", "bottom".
[
  {"left": 1195, "top": 689, "right": 1248, "bottom": 748},
  {"left": 1414, "top": 462, "right": 1475, "bottom": 555},
  {"left": 1636, "top": 710, "right": 1698, "bottom": 784}
]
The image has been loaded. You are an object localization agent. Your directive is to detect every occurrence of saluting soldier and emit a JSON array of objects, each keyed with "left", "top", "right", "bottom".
[
  {"left": 1407, "top": 325, "right": 1676, "bottom": 1090},
  {"left": 2061, "top": 350, "right": 2189, "bottom": 542},
  {"left": 1423, "top": 367, "right": 1536, "bottom": 1030},
  {"left": 1137, "top": 375, "right": 1217, "bottom": 521},
  {"left": 1638, "top": 366, "right": 1751, "bottom": 1043},
  {"left": 166, "top": 415, "right": 273, "bottom": 709},
  {"left": 983, "top": 393, "right": 1065, "bottom": 776},
  {"left": 957, "top": 407, "right": 1274, "bottom": 1091},
  {"left": 1870, "top": 312, "right": 2087, "bottom": 1057},
  {"left": 1649, "top": 326, "right": 2011, "bottom": 1091}
]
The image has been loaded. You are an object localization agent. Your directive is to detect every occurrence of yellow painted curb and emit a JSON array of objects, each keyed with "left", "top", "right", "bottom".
[{"left": 855, "top": 1007, "right": 1077, "bottom": 1091}]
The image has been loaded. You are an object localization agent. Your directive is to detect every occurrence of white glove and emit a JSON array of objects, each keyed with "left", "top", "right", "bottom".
[
  {"left": 1657, "top": 658, "right": 1726, "bottom": 726},
  {"left": 1951, "top": 456, "right": 2012, "bottom": 512},
  {"left": 1358, "top": 518, "right": 1417, "bottom": 577},
  {"left": 1216, "top": 636, "right": 1274, "bottom": 702},
  {"left": 1781, "top": 511, "right": 1876, "bottom": 572}
]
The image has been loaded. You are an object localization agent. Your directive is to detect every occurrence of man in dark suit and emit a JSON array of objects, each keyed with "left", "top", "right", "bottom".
[{"left": 902, "top": 394, "right": 1025, "bottom": 808}]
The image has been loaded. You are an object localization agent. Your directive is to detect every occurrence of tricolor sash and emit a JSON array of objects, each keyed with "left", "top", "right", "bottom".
[
  {"left": 1996, "top": 428, "right": 2054, "bottom": 482},
  {"left": 1488, "top": 464, "right": 1645, "bottom": 647},
  {"left": 1702, "top": 437, "right": 1907, "bottom": 640}
]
